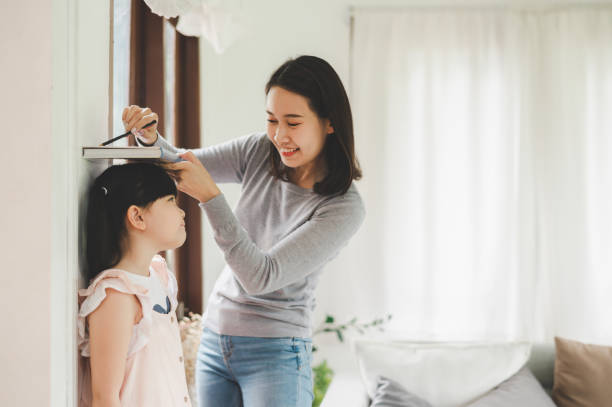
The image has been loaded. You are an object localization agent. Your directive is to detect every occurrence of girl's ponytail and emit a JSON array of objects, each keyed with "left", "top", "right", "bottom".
[{"left": 85, "top": 177, "right": 122, "bottom": 282}]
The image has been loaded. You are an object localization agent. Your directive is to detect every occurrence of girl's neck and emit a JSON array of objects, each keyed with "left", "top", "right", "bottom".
[{"left": 114, "top": 241, "right": 157, "bottom": 277}]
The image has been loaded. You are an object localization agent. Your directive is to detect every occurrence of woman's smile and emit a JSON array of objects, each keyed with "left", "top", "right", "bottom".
[{"left": 280, "top": 147, "right": 300, "bottom": 157}]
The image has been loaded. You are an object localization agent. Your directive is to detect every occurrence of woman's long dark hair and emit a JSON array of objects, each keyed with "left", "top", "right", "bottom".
[
  {"left": 84, "top": 162, "right": 177, "bottom": 283},
  {"left": 265, "top": 55, "right": 362, "bottom": 196}
]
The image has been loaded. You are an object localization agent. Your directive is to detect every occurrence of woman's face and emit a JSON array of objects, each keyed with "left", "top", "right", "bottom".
[
  {"left": 142, "top": 195, "right": 186, "bottom": 251},
  {"left": 265, "top": 86, "right": 334, "bottom": 171}
]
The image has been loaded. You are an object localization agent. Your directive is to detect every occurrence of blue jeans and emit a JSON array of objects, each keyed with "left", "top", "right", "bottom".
[{"left": 196, "top": 327, "right": 314, "bottom": 407}]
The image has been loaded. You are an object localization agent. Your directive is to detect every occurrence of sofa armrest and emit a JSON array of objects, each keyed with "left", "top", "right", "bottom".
[{"left": 320, "top": 372, "right": 369, "bottom": 407}]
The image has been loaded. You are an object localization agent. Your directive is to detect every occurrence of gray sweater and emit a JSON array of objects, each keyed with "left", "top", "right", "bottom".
[{"left": 150, "top": 132, "right": 365, "bottom": 338}]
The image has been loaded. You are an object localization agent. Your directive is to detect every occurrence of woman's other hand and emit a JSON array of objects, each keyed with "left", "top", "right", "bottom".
[
  {"left": 168, "top": 151, "right": 221, "bottom": 203},
  {"left": 122, "top": 105, "right": 158, "bottom": 144}
]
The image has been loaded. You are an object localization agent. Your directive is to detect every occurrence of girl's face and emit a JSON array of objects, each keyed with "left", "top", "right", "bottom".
[
  {"left": 265, "top": 86, "right": 334, "bottom": 171},
  {"left": 142, "top": 195, "right": 186, "bottom": 251}
]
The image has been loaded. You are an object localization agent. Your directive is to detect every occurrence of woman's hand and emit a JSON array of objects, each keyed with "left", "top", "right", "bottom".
[
  {"left": 168, "top": 151, "right": 221, "bottom": 203},
  {"left": 122, "top": 105, "right": 158, "bottom": 144}
]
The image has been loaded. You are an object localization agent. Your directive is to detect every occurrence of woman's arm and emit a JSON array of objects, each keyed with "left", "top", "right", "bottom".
[
  {"left": 201, "top": 193, "right": 366, "bottom": 295},
  {"left": 166, "top": 137, "right": 366, "bottom": 293},
  {"left": 123, "top": 105, "right": 260, "bottom": 184},
  {"left": 88, "top": 288, "right": 140, "bottom": 407}
]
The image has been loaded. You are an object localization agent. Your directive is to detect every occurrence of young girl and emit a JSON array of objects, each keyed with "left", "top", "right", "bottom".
[{"left": 78, "top": 162, "right": 191, "bottom": 406}]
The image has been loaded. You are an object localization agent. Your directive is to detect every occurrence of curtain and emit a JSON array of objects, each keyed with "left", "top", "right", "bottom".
[
  {"left": 129, "top": 0, "right": 164, "bottom": 135},
  {"left": 128, "top": 0, "right": 203, "bottom": 314},
  {"left": 530, "top": 9, "right": 612, "bottom": 343},
  {"left": 173, "top": 32, "right": 203, "bottom": 315},
  {"left": 349, "top": 6, "right": 612, "bottom": 343}
]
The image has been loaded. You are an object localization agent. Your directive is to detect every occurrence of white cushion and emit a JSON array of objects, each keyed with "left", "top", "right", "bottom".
[{"left": 351, "top": 338, "right": 531, "bottom": 407}]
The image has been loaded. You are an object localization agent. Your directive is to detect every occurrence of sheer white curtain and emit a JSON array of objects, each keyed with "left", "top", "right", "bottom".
[
  {"left": 349, "top": 6, "right": 612, "bottom": 343},
  {"left": 530, "top": 9, "right": 612, "bottom": 343}
]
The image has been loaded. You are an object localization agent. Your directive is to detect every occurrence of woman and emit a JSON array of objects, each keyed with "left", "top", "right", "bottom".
[{"left": 123, "top": 55, "right": 365, "bottom": 407}]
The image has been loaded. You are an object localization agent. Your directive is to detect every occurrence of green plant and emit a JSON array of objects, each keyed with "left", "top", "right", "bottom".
[
  {"left": 312, "top": 360, "right": 334, "bottom": 407},
  {"left": 312, "top": 314, "right": 393, "bottom": 352}
]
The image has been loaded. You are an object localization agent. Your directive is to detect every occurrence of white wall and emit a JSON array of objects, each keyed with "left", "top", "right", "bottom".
[
  {"left": 0, "top": 0, "right": 110, "bottom": 405},
  {"left": 0, "top": 1, "right": 53, "bottom": 405},
  {"left": 199, "top": 0, "right": 353, "bottom": 320},
  {"left": 198, "top": 0, "right": 455, "bottom": 332}
]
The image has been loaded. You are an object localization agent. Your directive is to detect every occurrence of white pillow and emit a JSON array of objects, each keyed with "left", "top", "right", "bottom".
[{"left": 351, "top": 338, "right": 531, "bottom": 407}]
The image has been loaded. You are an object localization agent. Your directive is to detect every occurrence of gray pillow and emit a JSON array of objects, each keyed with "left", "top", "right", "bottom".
[
  {"left": 467, "top": 366, "right": 556, "bottom": 407},
  {"left": 370, "top": 375, "right": 433, "bottom": 407}
]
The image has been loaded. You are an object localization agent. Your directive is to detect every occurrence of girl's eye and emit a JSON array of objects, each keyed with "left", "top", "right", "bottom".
[
  {"left": 267, "top": 119, "right": 277, "bottom": 124},
  {"left": 288, "top": 123, "right": 301, "bottom": 127}
]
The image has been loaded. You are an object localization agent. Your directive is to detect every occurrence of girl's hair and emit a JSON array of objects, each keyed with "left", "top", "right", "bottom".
[
  {"left": 265, "top": 55, "right": 362, "bottom": 196},
  {"left": 85, "top": 162, "right": 177, "bottom": 282}
]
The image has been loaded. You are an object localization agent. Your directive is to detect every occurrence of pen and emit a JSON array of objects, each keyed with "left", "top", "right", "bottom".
[{"left": 100, "top": 120, "right": 158, "bottom": 146}]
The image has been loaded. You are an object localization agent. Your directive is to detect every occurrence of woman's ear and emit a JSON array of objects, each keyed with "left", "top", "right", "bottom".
[
  {"left": 325, "top": 119, "right": 334, "bottom": 135},
  {"left": 126, "top": 205, "right": 146, "bottom": 231}
]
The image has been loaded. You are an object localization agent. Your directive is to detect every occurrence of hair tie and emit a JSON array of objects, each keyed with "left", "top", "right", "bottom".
[{"left": 101, "top": 186, "right": 109, "bottom": 196}]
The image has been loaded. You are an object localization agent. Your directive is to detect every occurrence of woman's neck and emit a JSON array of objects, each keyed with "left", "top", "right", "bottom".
[{"left": 290, "top": 156, "right": 327, "bottom": 189}]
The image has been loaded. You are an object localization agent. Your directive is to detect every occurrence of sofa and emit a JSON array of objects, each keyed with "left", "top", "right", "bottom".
[{"left": 320, "top": 342, "right": 556, "bottom": 407}]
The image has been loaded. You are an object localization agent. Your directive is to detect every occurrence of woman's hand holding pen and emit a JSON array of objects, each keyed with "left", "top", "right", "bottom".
[
  {"left": 120, "top": 105, "right": 219, "bottom": 202},
  {"left": 122, "top": 105, "right": 158, "bottom": 145},
  {"left": 168, "top": 152, "right": 221, "bottom": 203}
]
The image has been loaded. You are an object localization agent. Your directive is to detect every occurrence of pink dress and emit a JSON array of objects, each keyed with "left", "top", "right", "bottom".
[{"left": 77, "top": 255, "right": 192, "bottom": 406}]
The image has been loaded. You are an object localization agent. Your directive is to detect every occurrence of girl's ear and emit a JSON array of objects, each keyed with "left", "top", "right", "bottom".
[{"left": 126, "top": 205, "right": 146, "bottom": 231}]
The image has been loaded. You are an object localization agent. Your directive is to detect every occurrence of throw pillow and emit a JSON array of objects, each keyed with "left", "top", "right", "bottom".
[
  {"left": 370, "top": 375, "right": 433, "bottom": 407},
  {"left": 467, "top": 366, "right": 556, "bottom": 407},
  {"left": 552, "top": 336, "right": 612, "bottom": 407}
]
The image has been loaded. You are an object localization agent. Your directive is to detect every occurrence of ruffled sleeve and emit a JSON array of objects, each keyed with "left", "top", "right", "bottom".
[
  {"left": 150, "top": 254, "right": 179, "bottom": 312},
  {"left": 77, "top": 269, "right": 153, "bottom": 358}
]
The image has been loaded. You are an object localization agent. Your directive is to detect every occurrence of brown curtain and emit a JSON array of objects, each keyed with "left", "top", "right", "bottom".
[
  {"left": 129, "top": 0, "right": 164, "bottom": 140},
  {"left": 173, "top": 32, "right": 202, "bottom": 315},
  {"left": 129, "top": 0, "right": 203, "bottom": 314}
]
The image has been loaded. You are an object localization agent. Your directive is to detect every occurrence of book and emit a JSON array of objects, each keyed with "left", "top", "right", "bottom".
[
  {"left": 82, "top": 146, "right": 161, "bottom": 159},
  {"left": 82, "top": 146, "right": 182, "bottom": 162}
]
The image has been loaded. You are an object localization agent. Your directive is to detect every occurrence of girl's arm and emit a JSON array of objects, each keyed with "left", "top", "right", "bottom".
[{"left": 88, "top": 288, "right": 141, "bottom": 407}]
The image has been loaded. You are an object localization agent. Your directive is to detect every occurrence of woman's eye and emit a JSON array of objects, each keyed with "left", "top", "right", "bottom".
[
  {"left": 267, "top": 119, "right": 277, "bottom": 124},
  {"left": 288, "top": 123, "right": 301, "bottom": 127}
]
